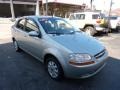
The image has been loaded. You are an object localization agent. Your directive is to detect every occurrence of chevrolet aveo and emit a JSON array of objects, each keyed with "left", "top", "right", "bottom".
[{"left": 11, "top": 16, "right": 108, "bottom": 80}]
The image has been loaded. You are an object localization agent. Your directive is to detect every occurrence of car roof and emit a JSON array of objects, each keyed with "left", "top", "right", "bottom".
[
  {"left": 72, "top": 11, "right": 101, "bottom": 14},
  {"left": 22, "top": 15, "right": 60, "bottom": 19}
]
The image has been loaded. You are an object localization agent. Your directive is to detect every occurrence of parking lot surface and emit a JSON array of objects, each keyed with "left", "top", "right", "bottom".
[{"left": 0, "top": 24, "right": 120, "bottom": 90}]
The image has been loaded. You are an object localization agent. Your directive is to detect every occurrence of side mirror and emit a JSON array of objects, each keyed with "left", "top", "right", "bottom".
[{"left": 28, "top": 31, "right": 39, "bottom": 37}]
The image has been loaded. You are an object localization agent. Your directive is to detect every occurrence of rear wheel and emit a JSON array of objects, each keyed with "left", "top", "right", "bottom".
[
  {"left": 84, "top": 26, "right": 96, "bottom": 36},
  {"left": 13, "top": 40, "right": 21, "bottom": 52},
  {"left": 45, "top": 57, "right": 63, "bottom": 80}
]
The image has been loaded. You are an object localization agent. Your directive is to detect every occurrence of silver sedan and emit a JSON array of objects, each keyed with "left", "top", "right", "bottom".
[{"left": 11, "top": 16, "right": 108, "bottom": 80}]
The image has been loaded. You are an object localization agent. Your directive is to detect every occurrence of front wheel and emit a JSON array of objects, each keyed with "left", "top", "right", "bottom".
[
  {"left": 46, "top": 57, "right": 63, "bottom": 80},
  {"left": 84, "top": 26, "right": 96, "bottom": 36}
]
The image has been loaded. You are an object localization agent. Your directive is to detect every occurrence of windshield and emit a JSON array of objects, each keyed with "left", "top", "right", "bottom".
[
  {"left": 92, "top": 13, "right": 105, "bottom": 19},
  {"left": 109, "top": 16, "right": 118, "bottom": 20},
  {"left": 105, "top": 16, "right": 118, "bottom": 20},
  {"left": 39, "top": 17, "right": 75, "bottom": 34}
]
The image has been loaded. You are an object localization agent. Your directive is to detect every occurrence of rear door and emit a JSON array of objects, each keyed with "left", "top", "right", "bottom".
[
  {"left": 75, "top": 14, "right": 86, "bottom": 28},
  {"left": 92, "top": 14, "right": 101, "bottom": 25},
  {"left": 69, "top": 14, "right": 85, "bottom": 29},
  {"left": 13, "top": 18, "right": 27, "bottom": 49}
]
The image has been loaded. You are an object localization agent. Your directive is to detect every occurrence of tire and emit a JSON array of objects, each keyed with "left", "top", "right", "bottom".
[
  {"left": 84, "top": 26, "right": 96, "bottom": 36},
  {"left": 13, "top": 40, "right": 21, "bottom": 52},
  {"left": 45, "top": 57, "right": 63, "bottom": 80},
  {"left": 116, "top": 27, "right": 120, "bottom": 33},
  {"left": 119, "top": 29, "right": 120, "bottom": 33}
]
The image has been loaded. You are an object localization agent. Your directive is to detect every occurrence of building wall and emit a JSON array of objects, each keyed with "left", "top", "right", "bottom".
[
  {"left": 0, "top": 0, "right": 36, "bottom": 17},
  {"left": 14, "top": 4, "right": 36, "bottom": 17},
  {"left": 0, "top": 4, "right": 11, "bottom": 17},
  {"left": 0, "top": 0, "right": 85, "bottom": 17}
]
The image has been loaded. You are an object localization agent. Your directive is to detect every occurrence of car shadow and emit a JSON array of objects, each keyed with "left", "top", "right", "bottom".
[{"left": 0, "top": 42, "right": 120, "bottom": 90}]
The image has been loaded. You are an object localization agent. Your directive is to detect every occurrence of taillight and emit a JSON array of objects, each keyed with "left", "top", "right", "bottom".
[
  {"left": 117, "top": 21, "right": 120, "bottom": 26},
  {"left": 96, "top": 19, "right": 101, "bottom": 24}
]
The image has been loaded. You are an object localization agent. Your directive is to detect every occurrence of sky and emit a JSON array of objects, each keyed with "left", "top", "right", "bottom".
[{"left": 86, "top": 0, "right": 120, "bottom": 11}]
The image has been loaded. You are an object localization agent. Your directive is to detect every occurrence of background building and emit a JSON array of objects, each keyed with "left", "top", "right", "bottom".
[
  {"left": 0, "top": 0, "right": 37, "bottom": 17},
  {"left": 42, "top": 0, "right": 86, "bottom": 17},
  {"left": 0, "top": 0, "right": 86, "bottom": 18}
]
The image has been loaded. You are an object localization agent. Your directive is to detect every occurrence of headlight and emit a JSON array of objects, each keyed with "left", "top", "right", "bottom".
[{"left": 69, "top": 54, "right": 94, "bottom": 66}]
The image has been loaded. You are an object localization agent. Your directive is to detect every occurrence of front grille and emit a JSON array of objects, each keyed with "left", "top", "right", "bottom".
[{"left": 94, "top": 49, "right": 105, "bottom": 59}]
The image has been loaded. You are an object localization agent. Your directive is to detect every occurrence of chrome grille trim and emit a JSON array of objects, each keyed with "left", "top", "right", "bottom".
[{"left": 94, "top": 49, "right": 105, "bottom": 59}]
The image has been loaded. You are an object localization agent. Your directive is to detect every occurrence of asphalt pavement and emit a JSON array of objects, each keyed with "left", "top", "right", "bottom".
[{"left": 0, "top": 24, "right": 120, "bottom": 90}]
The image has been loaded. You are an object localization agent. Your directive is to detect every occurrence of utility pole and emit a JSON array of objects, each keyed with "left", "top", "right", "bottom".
[
  {"left": 10, "top": 0, "right": 15, "bottom": 21},
  {"left": 108, "top": 0, "right": 112, "bottom": 17},
  {"left": 36, "top": 0, "right": 40, "bottom": 16},
  {"left": 90, "top": 0, "right": 93, "bottom": 10},
  {"left": 108, "top": 0, "right": 113, "bottom": 32},
  {"left": 46, "top": 0, "right": 48, "bottom": 15}
]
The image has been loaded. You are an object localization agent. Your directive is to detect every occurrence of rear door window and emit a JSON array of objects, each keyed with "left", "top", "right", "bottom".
[
  {"left": 92, "top": 14, "right": 100, "bottom": 19},
  {"left": 25, "top": 19, "right": 39, "bottom": 33}
]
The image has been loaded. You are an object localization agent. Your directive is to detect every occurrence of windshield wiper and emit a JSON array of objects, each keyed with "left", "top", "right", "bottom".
[
  {"left": 47, "top": 30, "right": 75, "bottom": 35},
  {"left": 48, "top": 32, "right": 64, "bottom": 35}
]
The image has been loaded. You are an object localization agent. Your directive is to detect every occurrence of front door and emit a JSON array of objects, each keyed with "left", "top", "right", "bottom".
[{"left": 23, "top": 18, "right": 44, "bottom": 61}]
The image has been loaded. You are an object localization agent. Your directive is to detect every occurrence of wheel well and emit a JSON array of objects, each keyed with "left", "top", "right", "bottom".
[
  {"left": 44, "top": 54, "right": 64, "bottom": 76},
  {"left": 44, "top": 54, "right": 57, "bottom": 64},
  {"left": 84, "top": 24, "right": 94, "bottom": 29}
]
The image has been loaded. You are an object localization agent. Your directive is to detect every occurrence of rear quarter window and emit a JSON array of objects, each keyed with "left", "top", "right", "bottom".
[{"left": 16, "top": 19, "right": 25, "bottom": 30}]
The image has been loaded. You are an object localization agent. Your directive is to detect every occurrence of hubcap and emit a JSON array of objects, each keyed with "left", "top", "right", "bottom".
[
  {"left": 47, "top": 61, "right": 59, "bottom": 78},
  {"left": 86, "top": 29, "right": 91, "bottom": 36}
]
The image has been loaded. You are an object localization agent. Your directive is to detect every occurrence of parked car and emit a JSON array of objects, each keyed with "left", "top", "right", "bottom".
[
  {"left": 11, "top": 16, "right": 108, "bottom": 80},
  {"left": 116, "top": 19, "right": 120, "bottom": 32},
  {"left": 106, "top": 16, "right": 120, "bottom": 31},
  {"left": 68, "top": 11, "right": 108, "bottom": 35}
]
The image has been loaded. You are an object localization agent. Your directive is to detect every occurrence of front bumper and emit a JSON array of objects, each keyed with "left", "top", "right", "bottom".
[
  {"left": 95, "top": 26, "right": 109, "bottom": 33},
  {"left": 64, "top": 51, "right": 108, "bottom": 78},
  {"left": 94, "top": 24, "right": 109, "bottom": 32},
  {"left": 116, "top": 26, "right": 120, "bottom": 30},
  {"left": 95, "top": 26, "right": 105, "bottom": 31}
]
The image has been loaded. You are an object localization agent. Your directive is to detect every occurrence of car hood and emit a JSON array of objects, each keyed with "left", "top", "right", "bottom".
[{"left": 49, "top": 32, "right": 104, "bottom": 56}]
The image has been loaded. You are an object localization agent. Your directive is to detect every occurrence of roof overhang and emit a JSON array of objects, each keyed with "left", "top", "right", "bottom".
[{"left": 42, "top": 0, "right": 83, "bottom": 5}]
